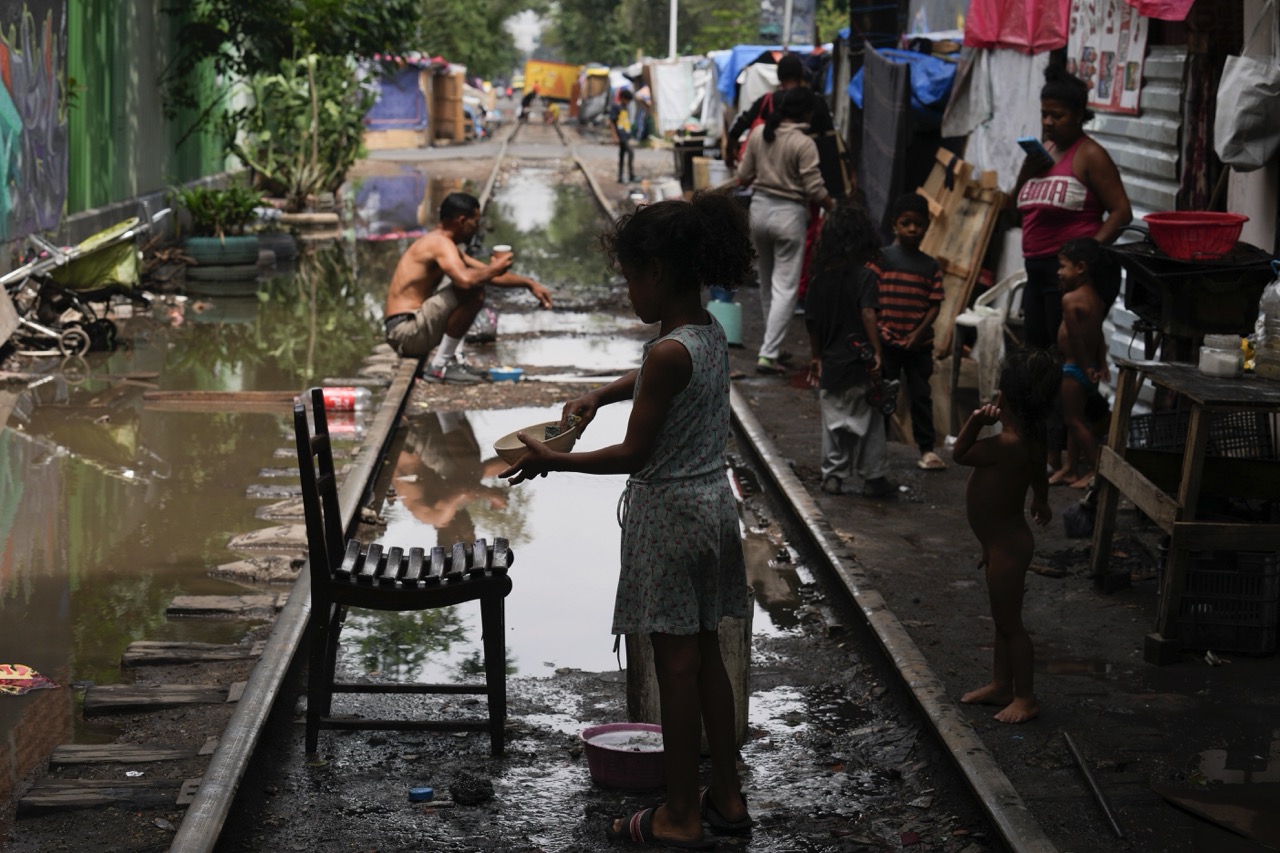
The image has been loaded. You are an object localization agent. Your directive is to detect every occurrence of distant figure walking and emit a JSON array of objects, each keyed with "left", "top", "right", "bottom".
[
  {"left": 953, "top": 349, "right": 1060, "bottom": 724},
  {"left": 500, "top": 191, "right": 755, "bottom": 848},
  {"left": 609, "top": 89, "right": 638, "bottom": 183}
]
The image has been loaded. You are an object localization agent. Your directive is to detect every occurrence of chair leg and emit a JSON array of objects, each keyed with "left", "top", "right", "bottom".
[
  {"left": 321, "top": 606, "right": 343, "bottom": 716},
  {"left": 306, "top": 607, "right": 331, "bottom": 754},
  {"left": 480, "top": 594, "right": 507, "bottom": 756}
]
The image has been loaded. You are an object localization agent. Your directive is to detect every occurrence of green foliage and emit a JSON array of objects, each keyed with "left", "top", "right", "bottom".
[
  {"left": 169, "top": 183, "right": 265, "bottom": 239},
  {"left": 223, "top": 55, "right": 374, "bottom": 211},
  {"left": 162, "top": 0, "right": 419, "bottom": 118},
  {"left": 543, "top": 0, "right": 631, "bottom": 66},
  {"left": 417, "top": 0, "right": 548, "bottom": 80}
]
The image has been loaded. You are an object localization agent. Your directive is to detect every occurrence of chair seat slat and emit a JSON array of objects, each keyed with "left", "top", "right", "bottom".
[
  {"left": 490, "top": 538, "right": 512, "bottom": 575},
  {"left": 403, "top": 547, "right": 425, "bottom": 583},
  {"left": 337, "top": 540, "right": 361, "bottom": 579},
  {"left": 445, "top": 542, "right": 468, "bottom": 582},
  {"left": 468, "top": 539, "right": 489, "bottom": 578},
  {"left": 358, "top": 543, "right": 383, "bottom": 583},
  {"left": 425, "top": 547, "right": 446, "bottom": 585},
  {"left": 381, "top": 546, "right": 405, "bottom": 585}
]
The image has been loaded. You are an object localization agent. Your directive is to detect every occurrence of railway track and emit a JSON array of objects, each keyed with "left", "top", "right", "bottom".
[{"left": 9, "top": 118, "right": 1058, "bottom": 852}]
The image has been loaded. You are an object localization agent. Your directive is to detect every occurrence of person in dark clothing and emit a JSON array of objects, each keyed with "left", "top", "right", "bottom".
[
  {"left": 518, "top": 84, "right": 539, "bottom": 121},
  {"left": 725, "top": 53, "right": 834, "bottom": 168},
  {"left": 608, "top": 89, "right": 638, "bottom": 183},
  {"left": 804, "top": 203, "right": 892, "bottom": 499}
]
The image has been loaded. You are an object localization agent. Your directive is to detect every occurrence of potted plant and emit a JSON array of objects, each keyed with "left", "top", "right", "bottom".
[{"left": 170, "top": 183, "right": 266, "bottom": 284}]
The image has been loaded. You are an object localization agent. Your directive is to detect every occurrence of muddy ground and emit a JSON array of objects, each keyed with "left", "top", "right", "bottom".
[{"left": 5, "top": 130, "right": 1277, "bottom": 853}]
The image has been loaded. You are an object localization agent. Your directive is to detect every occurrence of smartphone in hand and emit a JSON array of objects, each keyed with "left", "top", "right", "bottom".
[{"left": 1017, "top": 136, "right": 1053, "bottom": 161}]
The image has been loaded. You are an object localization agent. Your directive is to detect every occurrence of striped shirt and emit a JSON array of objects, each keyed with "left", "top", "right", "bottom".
[{"left": 868, "top": 244, "right": 944, "bottom": 346}]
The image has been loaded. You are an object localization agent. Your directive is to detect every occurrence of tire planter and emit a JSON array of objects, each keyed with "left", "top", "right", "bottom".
[
  {"left": 185, "top": 263, "right": 262, "bottom": 298},
  {"left": 183, "top": 235, "right": 260, "bottom": 266},
  {"left": 257, "top": 232, "right": 298, "bottom": 261}
]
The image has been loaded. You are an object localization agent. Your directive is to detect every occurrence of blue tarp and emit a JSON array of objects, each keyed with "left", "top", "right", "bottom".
[
  {"left": 365, "top": 67, "right": 428, "bottom": 131},
  {"left": 714, "top": 44, "right": 822, "bottom": 104},
  {"left": 847, "top": 48, "right": 955, "bottom": 130}
]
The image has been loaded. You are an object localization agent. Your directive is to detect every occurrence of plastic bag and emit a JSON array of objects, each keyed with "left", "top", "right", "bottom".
[{"left": 1214, "top": 0, "right": 1280, "bottom": 172}]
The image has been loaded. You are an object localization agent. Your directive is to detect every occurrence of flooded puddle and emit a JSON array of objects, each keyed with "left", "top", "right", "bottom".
[{"left": 0, "top": 243, "right": 395, "bottom": 798}]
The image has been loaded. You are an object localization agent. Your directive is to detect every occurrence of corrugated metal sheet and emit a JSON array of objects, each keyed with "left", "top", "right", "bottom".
[
  {"left": 1093, "top": 46, "right": 1188, "bottom": 407},
  {"left": 1090, "top": 46, "right": 1186, "bottom": 218}
]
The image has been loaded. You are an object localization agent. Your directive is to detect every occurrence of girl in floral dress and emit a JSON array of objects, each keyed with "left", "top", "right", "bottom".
[{"left": 501, "top": 191, "right": 754, "bottom": 848}]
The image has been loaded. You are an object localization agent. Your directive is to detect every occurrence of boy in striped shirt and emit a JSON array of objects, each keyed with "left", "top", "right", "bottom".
[{"left": 869, "top": 193, "right": 947, "bottom": 471}]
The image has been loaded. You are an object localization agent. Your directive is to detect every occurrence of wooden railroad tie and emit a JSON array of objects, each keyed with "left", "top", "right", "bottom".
[
  {"left": 82, "top": 682, "right": 247, "bottom": 715},
  {"left": 122, "top": 640, "right": 266, "bottom": 666},
  {"left": 18, "top": 777, "right": 202, "bottom": 814}
]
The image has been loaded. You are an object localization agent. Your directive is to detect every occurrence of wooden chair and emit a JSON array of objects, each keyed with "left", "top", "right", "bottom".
[{"left": 293, "top": 388, "right": 514, "bottom": 755}]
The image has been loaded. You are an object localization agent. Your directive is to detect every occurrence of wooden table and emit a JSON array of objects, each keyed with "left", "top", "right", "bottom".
[{"left": 1089, "top": 359, "right": 1280, "bottom": 664}]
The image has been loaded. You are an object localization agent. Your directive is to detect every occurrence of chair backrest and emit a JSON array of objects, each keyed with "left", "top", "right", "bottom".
[{"left": 294, "top": 387, "right": 347, "bottom": 584}]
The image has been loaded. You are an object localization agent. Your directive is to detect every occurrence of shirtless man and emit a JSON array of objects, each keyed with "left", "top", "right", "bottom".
[{"left": 384, "top": 191, "right": 553, "bottom": 384}]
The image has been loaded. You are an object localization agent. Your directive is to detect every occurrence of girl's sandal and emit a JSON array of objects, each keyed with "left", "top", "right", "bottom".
[
  {"left": 606, "top": 807, "right": 716, "bottom": 849},
  {"left": 699, "top": 787, "right": 754, "bottom": 834}
]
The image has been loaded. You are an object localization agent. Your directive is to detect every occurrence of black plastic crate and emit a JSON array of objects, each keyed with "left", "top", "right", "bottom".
[
  {"left": 1174, "top": 551, "right": 1279, "bottom": 655},
  {"left": 1128, "top": 410, "right": 1277, "bottom": 459}
]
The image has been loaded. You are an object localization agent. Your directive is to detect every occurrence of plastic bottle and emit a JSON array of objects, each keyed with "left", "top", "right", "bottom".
[
  {"left": 320, "top": 386, "right": 372, "bottom": 412},
  {"left": 1255, "top": 272, "right": 1280, "bottom": 379}
]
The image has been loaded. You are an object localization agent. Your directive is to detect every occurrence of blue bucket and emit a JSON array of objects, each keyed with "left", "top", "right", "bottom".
[{"left": 706, "top": 299, "right": 743, "bottom": 347}]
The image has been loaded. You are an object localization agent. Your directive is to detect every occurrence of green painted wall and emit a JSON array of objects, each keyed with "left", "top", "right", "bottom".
[{"left": 65, "top": 0, "right": 224, "bottom": 214}]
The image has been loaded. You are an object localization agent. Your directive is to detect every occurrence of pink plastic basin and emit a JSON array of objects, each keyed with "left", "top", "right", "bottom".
[{"left": 580, "top": 723, "right": 665, "bottom": 789}]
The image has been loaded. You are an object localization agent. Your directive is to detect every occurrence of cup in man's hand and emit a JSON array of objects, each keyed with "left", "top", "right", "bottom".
[{"left": 491, "top": 244, "right": 512, "bottom": 256}]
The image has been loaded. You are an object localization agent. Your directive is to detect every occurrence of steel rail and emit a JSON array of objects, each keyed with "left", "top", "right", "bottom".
[
  {"left": 171, "top": 140, "right": 513, "bottom": 852},
  {"left": 728, "top": 388, "right": 1060, "bottom": 852}
]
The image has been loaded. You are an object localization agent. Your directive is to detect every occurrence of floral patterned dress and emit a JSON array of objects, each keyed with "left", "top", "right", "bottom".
[{"left": 612, "top": 320, "right": 749, "bottom": 636}]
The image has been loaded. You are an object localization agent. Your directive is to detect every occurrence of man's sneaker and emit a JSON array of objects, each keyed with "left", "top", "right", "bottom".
[
  {"left": 423, "top": 360, "right": 483, "bottom": 384},
  {"left": 452, "top": 356, "right": 491, "bottom": 379},
  {"left": 756, "top": 356, "right": 786, "bottom": 375},
  {"left": 821, "top": 475, "right": 842, "bottom": 495}
]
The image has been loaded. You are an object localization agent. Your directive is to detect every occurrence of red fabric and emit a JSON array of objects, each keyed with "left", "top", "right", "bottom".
[
  {"left": 964, "top": 0, "right": 1070, "bottom": 54},
  {"left": 1125, "top": 0, "right": 1195, "bottom": 21}
]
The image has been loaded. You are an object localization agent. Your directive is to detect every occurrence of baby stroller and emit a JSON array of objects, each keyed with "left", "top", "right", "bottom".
[{"left": 2, "top": 209, "right": 167, "bottom": 357}]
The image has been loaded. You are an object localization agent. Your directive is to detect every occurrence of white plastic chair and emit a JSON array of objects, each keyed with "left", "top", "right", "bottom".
[{"left": 948, "top": 271, "right": 1027, "bottom": 435}]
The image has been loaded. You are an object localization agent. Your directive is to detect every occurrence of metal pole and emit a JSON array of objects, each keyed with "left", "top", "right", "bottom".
[
  {"left": 782, "top": 0, "right": 794, "bottom": 44},
  {"left": 1063, "top": 731, "right": 1125, "bottom": 839},
  {"left": 669, "top": 0, "right": 677, "bottom": 58}
]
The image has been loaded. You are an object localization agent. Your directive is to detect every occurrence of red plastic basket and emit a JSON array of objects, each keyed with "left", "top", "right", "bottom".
[{"left": 1143, "top": 211, "right": 1248, "bottom": 261}]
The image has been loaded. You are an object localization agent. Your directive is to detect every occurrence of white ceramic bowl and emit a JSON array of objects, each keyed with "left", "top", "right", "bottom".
[{"left": 493, "top": 419, "right": 579, "bottom": 465}]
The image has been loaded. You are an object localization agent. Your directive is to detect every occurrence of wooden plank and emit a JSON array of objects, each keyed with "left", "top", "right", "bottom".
[
  {"left": 166, "top": 594, "right": 282, "bottom": 618},
  {"left": 83, "top": 684, "right": 229, "bottom": 715},
  {"left": 1173, "top": 521, "right": 1280, "bottom": 552},
  {"left": 141, "top": 390, "right": 297, "bottom": 414},
  {"left": 18, "top": 779, "right": 184, "bottom": 814},
  {"left": 122, "top": 641, "right": 263, "bottom": 666},
  {"left": 1097, "top": 447, "right": 1178, "bottom": 532},
  {"left": 49, "top": 744, "right": 194, "bottom": 765},
  {"left": 227, "top": 681, "right": 248, "bottom": 703}
]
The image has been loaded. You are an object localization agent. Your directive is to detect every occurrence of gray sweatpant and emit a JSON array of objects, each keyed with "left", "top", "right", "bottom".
[
  {"left": 819, "top": 383, "right": 888, "bottom": 482},
  {"left": 750, "top": 191, "right": 809, "bottom": 361}
]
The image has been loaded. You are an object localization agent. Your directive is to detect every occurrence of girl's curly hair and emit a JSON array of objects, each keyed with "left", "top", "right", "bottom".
[
  {"left": 998, "top": 348, "right": 1062, "bottom": 444},
  {"left": 810, "top": 201, "right": 881, "bottom": 273},
  {"left": 600, "top": 190, "right": 755, "bottom": 292}
]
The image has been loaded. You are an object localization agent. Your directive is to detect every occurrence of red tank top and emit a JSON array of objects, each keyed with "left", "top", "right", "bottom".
[{"left": 1017, "top": 136, "right": 1104, "bottom": 259}]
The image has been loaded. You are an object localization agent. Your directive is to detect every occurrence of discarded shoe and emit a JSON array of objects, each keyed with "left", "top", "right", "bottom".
[
  {"left": 699, "top": 787, "right": 753, "bottom": 834},
  {"left": 756, "top": 356, "right": 785, "bottom": 375},
  {"left": 821, "top": 475, "right": 842, "bottom": 495},
  {"left": 862, "top": 477, "right": 893, "bottom": 499},
  {"left": 423, "top": 360, "right": 483, "bottom": 384}
]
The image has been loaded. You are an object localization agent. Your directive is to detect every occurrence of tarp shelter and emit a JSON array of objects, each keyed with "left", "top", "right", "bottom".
[
  {"left": 848, "top": 47, "right": 956, "bottom": 131},
  {"left": 714, "top": 44, "right": 823, "bottom": 105},
  {"left": 859, "top": 46, "right": 913, "bottom": 234},
  {"left": 963, "top": 0, "right": 1070, "bottom": 54}
]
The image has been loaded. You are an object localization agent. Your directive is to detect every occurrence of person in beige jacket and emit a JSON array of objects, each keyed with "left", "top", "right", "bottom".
[{"left": 737, "top": 87, "right": 836, "bottom": 375}]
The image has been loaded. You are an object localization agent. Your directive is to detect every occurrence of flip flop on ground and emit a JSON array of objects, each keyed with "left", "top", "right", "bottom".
[
  {"left": 605, "top": 807, "right": 716, "bottom": 849},
  {"left": 917, "top": 451, "right": 947, "bottom": 471},
  {"left": 699, "top": 787, "right": 753, "bottom": 834}
]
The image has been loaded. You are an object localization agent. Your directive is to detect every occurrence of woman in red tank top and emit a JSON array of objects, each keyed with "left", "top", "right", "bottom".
[{"left": 1013, "top": 66, "right": 1132, "bottom": 351}]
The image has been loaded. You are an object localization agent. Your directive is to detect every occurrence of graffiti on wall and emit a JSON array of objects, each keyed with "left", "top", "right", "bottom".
[{"left": 0, "top": 1, "right": 67, "bottom": 242}]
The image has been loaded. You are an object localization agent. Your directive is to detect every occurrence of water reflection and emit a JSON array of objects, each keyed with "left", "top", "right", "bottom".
[{"left": 0, "top": 239, "right": 396, "bottom": 806}]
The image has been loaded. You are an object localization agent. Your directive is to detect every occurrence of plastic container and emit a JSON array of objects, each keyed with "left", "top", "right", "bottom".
[
  {"left": 706, "top": 299, "right": 743, "bottom": 347},
  {"left": 580, "top": 723, "right": 665, "bottom": 789},
  {"left": 320, "top": 386, "right": 372, "bottom": 411},
  {"left": 1164, "top": 551, "right": 1280, "bottom": 654},
  {"left": 488, "top": 366, "right": 524, "bottom": 383},
  {"left": 1256, "top": 270, "right": 1280, "bottom": 379},
  {"left": 408, "top": 786, "right": 434, "bottom": 802},
  {"left": 1142, "top": 212, "right": 1248, "bottom": 261},
  {"left": 1199, "top": 335, "right": 1244, "bottom": 378}
]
